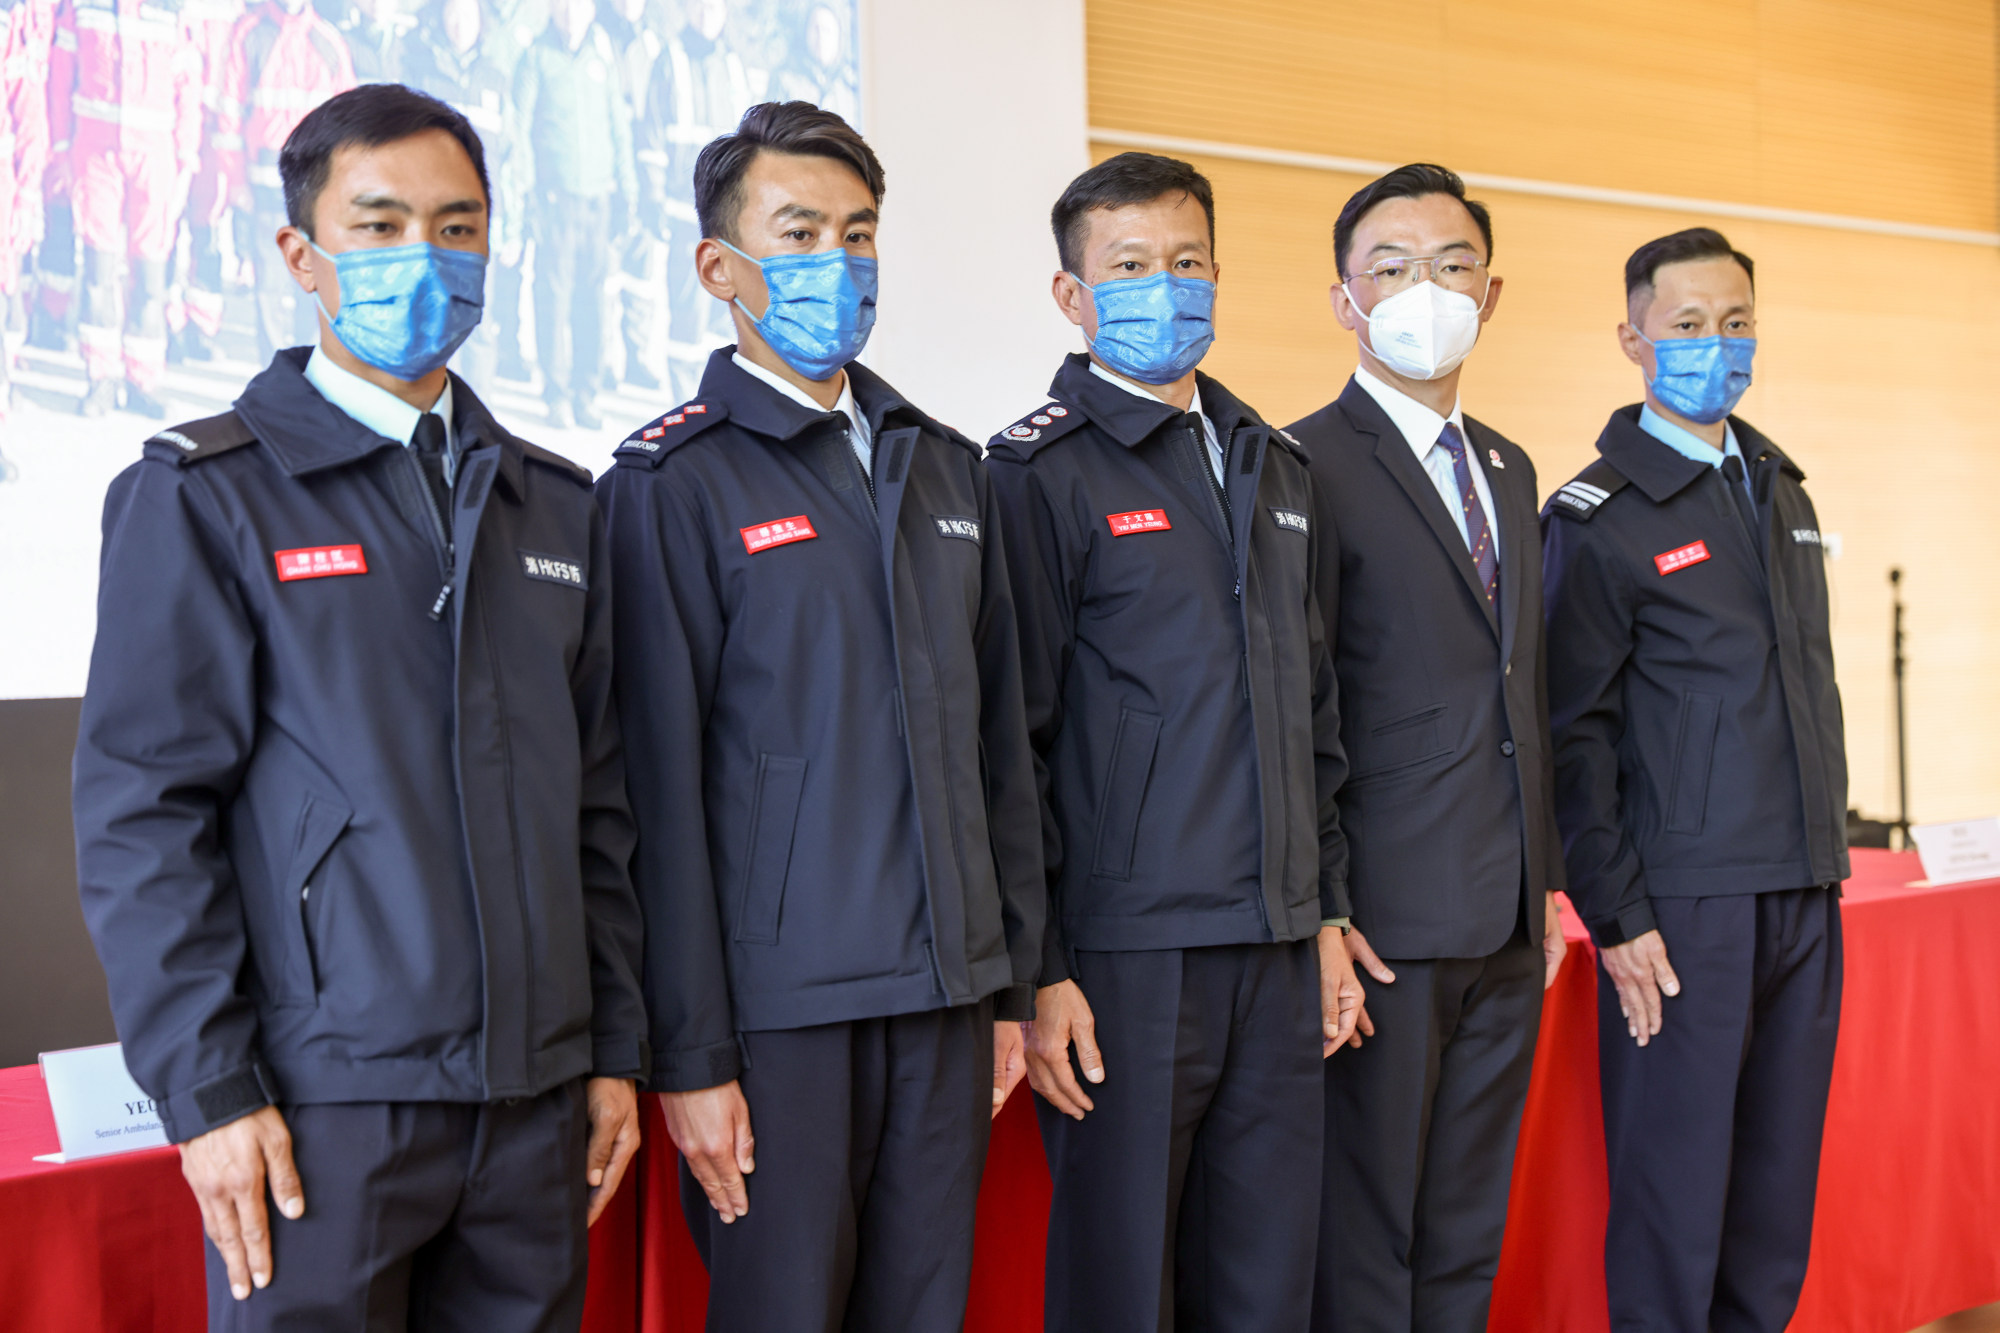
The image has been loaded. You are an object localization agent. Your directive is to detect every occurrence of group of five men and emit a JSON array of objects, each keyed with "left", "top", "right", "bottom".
[{"left": 75, "top": 83, "right": 1848, "bottom": 1333}]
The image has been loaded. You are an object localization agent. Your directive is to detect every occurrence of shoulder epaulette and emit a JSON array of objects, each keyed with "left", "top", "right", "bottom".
[
  {"left": 146, "top": 411, "right": 259, "bottom": 466},
  {"left": 1268, "top": 425, "right": 1309, "bottom": 462},
  {"left": 613, "top": 400, "right": 729, "bottom": 467},
  {"left": 1545, "top": 458, "right": 1630, "bottom": 522},
  {"left": 520, "top": 440, "right": 594, "bottom": 486},
  {"left": 987, "top": 401, "right": 1087, "bottom": 458}
]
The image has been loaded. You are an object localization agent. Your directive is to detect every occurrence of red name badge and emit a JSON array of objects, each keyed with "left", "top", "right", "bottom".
[
  {"left": 1106, "top": 509, "right": 1172, "bottom": 537},
  {"left": 274, "top": 545, "right": 368, "bottom": 581},
  {"left": 741, "top": 515, "right": 818, "bottom": 555},
  {"left": 1654, "top": 541, "right": 1711, "bottom": 576}
]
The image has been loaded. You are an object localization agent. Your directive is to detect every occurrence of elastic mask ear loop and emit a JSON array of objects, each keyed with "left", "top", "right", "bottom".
[
  {"left": 307, "top": 239, "right": 341, "bottom": 329},
  {"left": 716, "top": 237, "right": 774, "bottom": 326}
]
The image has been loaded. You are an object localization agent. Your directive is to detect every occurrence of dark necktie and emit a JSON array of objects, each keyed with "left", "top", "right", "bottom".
[
  {"left": 412, "top": 411, "right": 451, "bottom": 523},
  {"left": 1438, "top": 423, "right": 1497, "bottom": 606},
  {"left": 1720, "top": 454, "right": 1762, "bottom": 555}
]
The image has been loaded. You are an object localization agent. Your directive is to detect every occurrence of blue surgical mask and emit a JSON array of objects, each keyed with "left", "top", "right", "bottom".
[
  {"left": 1071, "top": 269, "right": 1215, "bottom": 385},
  {"left": 719, "top": 239, "right": 877, "bottom": 381},
  {"left": 312, "top": 240, "right": 486, "bottom": 380},
  {"left": 1639, "top": 332, "right": 1756, "bottom": 425}
]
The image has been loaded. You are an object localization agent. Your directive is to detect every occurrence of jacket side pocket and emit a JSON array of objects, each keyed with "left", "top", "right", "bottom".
[
  {"left": 1665, "top": 691, "right": 1723, "bottom": 835},
  {"left": 735, "top": 754, "right": 808, "bottom": 945},
  {"left": 1092, "top": 709, "right": 1162, "bottom": 881},
  {"left": 279, "top": 794, "right": 351, "bottom": 1007}
]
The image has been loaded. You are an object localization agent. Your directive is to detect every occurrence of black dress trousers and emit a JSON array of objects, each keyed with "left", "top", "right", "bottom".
[
  {"left": 1039, "top": 940, "right": 1324, "bottom": 1333},
  {"left": 205, "top": 1079, "right": 591, "bottom": 1333},
  {"left": 1314, "top": 928, "right": 1543, "bottom": 1333},
  {"left": 682, "top": 999, "right": 995, "bottom": 1333},
  {"left": 1601, "top": 887, "right": 1843, "bottom": 1333}
]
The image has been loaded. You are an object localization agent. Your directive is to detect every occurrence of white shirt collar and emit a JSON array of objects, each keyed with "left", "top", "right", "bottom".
[
  {"left": 1353, "top": 364, "right": 1463, "bottom": 460},
  {"left": 1088, "top": 357, "right": 1205, "bottom": 421},
  {"left": 303, "top": 344, "right": 455, "bottom": 453},
  {"left": 732, "top": 351, "right": 868, "bottom": 445}
]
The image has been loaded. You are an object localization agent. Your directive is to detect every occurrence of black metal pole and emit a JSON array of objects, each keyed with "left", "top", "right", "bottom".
[{"left": 1890, "top": 567, "right": 1908, "bottom": 848}]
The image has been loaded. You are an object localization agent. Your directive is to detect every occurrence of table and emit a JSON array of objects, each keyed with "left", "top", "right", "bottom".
[{"left": 7, "top": 851, "right": 1996, "bottom": 1331}]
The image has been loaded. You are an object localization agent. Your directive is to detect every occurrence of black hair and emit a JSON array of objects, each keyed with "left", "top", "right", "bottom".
[
  {"left": 1624, "top": 227, "right": 1755, "bottom": 317},
  {"left": 1051, "top": 152, "right": 1215, "bottom": 274},
  {"left": 279, "top": 83, "right": 490, "bottom": 237},
  {"left": 694, "top": 101, "right": 886, "bottom": 243},
  {"left": 1333, "top": 163, "right": 1492, "bottom": 280}
]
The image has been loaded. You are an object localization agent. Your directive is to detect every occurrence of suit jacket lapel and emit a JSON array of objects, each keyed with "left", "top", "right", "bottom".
[{"left": 1467, "top": 421, "right": 1527, "bottom": 660}]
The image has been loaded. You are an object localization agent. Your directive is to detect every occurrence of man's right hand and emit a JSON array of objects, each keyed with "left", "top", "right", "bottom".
[
  {"left": 660, "top": 1081, "right": 755, "bottom": 1223},
  {"left": 180, "top": 1104, "right": 303, "bottom": 1302},
  {"left": 1600, "top": 928, "right": 1682, "bottom": 1047},
  {"left": 1024, "top": 979, "right": 1103, "bottom": 1120}
]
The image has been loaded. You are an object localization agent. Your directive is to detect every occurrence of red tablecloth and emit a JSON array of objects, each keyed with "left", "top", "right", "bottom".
[{"left": 6, "top": 850, "right": 1997, "bottom": 1331}]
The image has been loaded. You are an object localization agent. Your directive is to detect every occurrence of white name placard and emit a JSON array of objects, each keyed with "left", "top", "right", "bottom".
[
  {"left": 1910, "top": 817, "right": 2000, "bottom": 887},
  {"left": 33, "top": 1042, "right": 170, "bottom": 1163}
]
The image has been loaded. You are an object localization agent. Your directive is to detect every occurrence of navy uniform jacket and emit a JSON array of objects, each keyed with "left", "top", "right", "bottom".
[
  {"left": 598, "top": 349, "right": 1043, "bottom": 1095},
  {"left": 1287, "top": 379, "right": 1562, "bottom": 960},
  {"left": 986, "top": 355, "right": 1347, "bottom": 982},
  {"left": 73, "top": 348, "right": 649, "bottom": 1144},
  {"left": 1541, "top": 406, "right": 1849, "bottom": 945}
]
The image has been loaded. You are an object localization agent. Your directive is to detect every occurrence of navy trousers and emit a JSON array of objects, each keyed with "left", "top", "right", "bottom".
[
  {"left": 1601, "top": 886, "right": 1843, "bottom": 1333},
  {"left": 682, "top": 999, "right": 994, "bottom": 1333},
  {"left": 1314, "top": 928, "right": 1543, "bottom": 1333},
  {"left": 205, "top": 1079, "right": 591, "bottom": 1333},
  {"left": 1039, "top": 941, "right": 1324, "bottom": 1333}
]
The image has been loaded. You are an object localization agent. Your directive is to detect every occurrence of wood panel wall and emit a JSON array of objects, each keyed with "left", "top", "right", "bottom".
[{"left": 1085, "top": 0, "right": 2000, "bottom": 826}]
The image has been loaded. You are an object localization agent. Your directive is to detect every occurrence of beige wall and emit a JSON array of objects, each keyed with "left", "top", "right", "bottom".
[{"left": 1086, "top": 0, "right": 2000, "bottom": 826}]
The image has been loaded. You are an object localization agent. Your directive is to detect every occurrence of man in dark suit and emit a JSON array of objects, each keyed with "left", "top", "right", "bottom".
[{"left": 1286, "top": 163, "right": 1567, "bottom": 1333}]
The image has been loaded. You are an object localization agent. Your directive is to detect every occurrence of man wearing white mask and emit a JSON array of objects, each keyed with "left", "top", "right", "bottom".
[{"left": 1285, "top": 164, "right": 1568, "bottom": 1333}]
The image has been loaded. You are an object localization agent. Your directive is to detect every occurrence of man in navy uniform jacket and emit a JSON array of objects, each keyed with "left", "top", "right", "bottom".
[
  {"left": 1542, "top": 227, "right": 1847, "bottom": 1333},
  {"left": 72, "top": 85, "right": 647, "bottom": 1331},
  {"left": 989, "top": 151, "right": 1359, "bottom": 1333},
  {"left": 597, "top": 102, "right": 1043, "bottom": 1333}
]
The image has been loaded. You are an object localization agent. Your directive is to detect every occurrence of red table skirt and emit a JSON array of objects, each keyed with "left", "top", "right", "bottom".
[{"left": 5, "top": 850, "right": 1996, "bottom": 1332}]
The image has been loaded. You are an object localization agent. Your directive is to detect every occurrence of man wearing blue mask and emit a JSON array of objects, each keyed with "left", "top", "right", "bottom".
[
  {"left": 71, "top": 83, "right": 648, "bottom": 1331},
  {"left": 1541, "top": 227, "right": 1848, "bottom": 1333},
  {"left": 597, "top": 101, "right": 1043, "bottom": 1332},
  {"left": 1285, "top": 163, "right": 1568, "bottom": 1333},
  {"left": 987, "top": 151, "right": 1356, "bottom": 1333}
]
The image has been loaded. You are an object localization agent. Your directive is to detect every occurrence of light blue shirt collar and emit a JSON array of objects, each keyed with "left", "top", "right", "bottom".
[
  {"left": 303, "top": 344, "right": 456, "bottom": 460},
  {"left": 1639, "top": 403, "right": 1748, "bottom": 497}
]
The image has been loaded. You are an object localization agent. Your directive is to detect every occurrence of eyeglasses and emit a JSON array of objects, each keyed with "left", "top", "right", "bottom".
[{"left": 1345, "top": 253, "right": 1489, "bottom": 297}]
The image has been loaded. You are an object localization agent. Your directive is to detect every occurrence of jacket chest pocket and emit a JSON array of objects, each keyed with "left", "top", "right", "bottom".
[
  {"left": 735, "top": 754, "right": 808, "bottom": 944},
  {"left": 277, "top": 794, "right": 351, "bottom": 1007},
  {"left": 1664, "top": 691, "right": 1722, "bottom": 835},
  {"left": 1092, "top": 709, "right": 1161, "bottom": 881}
]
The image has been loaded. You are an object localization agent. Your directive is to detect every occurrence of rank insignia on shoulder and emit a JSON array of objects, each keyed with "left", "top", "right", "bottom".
[
  {"left": 617, "top": 400, "right": 726, "bottom": 461},
  {"left": 991, "top": 401, "right": 1085, "bottom": 453},
  {"left": 1551, "top": 479, "right": 1611, "bottom": 517}
]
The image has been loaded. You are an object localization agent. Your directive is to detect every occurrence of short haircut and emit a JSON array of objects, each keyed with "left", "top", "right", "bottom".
[
  {"left": 1333, "top": 163, "right": 1492, "bottom": 280},
  {"left": 279, "top": 83, "right": 490, "bottom": 237},
  {"left": 694, "top": 101, "right": 886, "bottom": 243},
  {"left": 1624, "top": 227, "right": 1755, "bottom": 319},
  {"left": 1051, "top": 152, "right": 1215, "bottom": 275}
]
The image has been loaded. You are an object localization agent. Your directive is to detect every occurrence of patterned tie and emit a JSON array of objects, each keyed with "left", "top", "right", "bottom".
[{"left": 1438, "top": 423, "right": 1498, "bottom": 605}]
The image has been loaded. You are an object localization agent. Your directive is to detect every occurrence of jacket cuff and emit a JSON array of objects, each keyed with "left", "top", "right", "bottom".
[
  {"left": 992, "top": 982, "right": 1036, "bottom": 1022},
  {"left": 1319, "top": 874, "right": 1352, "bottom": 922},
  {"left": 645, "top": 1037, "right": 742, "bottom": 1094},
  {"left": 160, "top": 1060, "right": 278, "bottom": 1145},
  {"left": 1037, "top": 910, "right": 1070, "bottom": 988},
  {"left": 1589, "top": 899, "right": 1660, "bottom": 949},
  {"left": 591, "top": 1034, "right": 651, "bottom": 1085}
]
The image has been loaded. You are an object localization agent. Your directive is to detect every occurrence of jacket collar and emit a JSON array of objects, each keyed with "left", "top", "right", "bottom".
[
  {"left": 695, "top": 345, "right": 925, "bottom": 444},
  {"left": 235, "top": 346, "right": 527, "bottom": 498},
  {"left": 1596, "top": 404, "right": 1802, "bottom": 503},
  {"left": 1051, "top": 352, "right": 1261, "bottom": 448}
]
